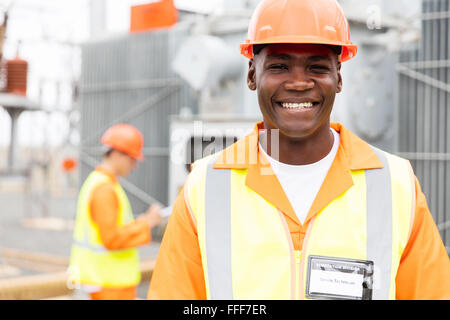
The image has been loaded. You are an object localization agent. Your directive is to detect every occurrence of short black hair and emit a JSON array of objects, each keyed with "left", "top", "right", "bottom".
[
  {"left": 252, "top": 44, "right": 342, "bottom": 57},
  {"left": 328, "top": 45, "right": 342, "bottom": 56},
  {"left": 252, "top": 44, "right": 266, "bottom": 56}
]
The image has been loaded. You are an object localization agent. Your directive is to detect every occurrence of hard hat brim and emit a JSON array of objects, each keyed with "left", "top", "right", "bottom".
[
  {"left": 240, "top": 38, "right": 358, "bottom": 62},
  {"left": 102, "top": 142, "right": 145, "bottom": 161}
]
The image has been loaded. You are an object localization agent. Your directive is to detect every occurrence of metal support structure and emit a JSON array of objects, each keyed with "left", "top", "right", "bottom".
[
  {"left": 397, "top": 63, "right": 450, "bottom": 93},
  {"left": 5, "top": 107, "right": 20, "bottom": 169},
  {"left": 81, "top": 146, "right": 170, "bottom": 157},
  {"left": 0, "top": 93, "right": 40, "bottom": 170},
  {"left": 396, "top": 0, "right": 450, "bottom": 250},
  {"left": 395, "top": 151, "right": 450, "bottom": 161},
  {"left": 420, "top": 10, "right": 450, "bottom": 20},
  {"left": 81, "top": 85, "right": 181, "bottom": 146},
  {"left": 437, "top": 220, "right": 450, "bottom": 231},
  {"left": 79, "top": 78, "right": 182, "bottom": 93},
  {"left": 399, "top": 59, "right": 450, "bottom": 69}
]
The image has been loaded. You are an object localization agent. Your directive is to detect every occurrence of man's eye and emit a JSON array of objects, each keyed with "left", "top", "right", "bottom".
[
  {"left": 311, "top": 65, "right": 330, "bottom": 72},
  {"left": 268, "top": 64, "right": 288, "bottom": 70}
]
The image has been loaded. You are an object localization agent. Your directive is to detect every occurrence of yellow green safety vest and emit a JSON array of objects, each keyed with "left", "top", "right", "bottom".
[
  {"left": 186, "top": 146, "right": 415, "bottom": 300},
  {"left": 69, "top": 170, "right": 141, "bottom": 288}
]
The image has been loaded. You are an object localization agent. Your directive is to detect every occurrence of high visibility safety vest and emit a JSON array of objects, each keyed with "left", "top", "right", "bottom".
[
  {"left": 69, "top": 170, "right": 141, "bottom": 288},
  {"left": 185, "top": 147, "right": 415, "bottom": 300}
]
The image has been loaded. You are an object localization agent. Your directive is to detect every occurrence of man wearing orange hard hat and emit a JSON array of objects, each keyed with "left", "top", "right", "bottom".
[
  {"left": 69, "top": 123, "right": 162, "bottom": 300},
  {"left": 148, "top": 0, "right": 450, "bottom": 300}
]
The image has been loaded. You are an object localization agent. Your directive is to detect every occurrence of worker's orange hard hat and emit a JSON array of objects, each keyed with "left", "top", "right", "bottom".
[
  {"left": 240, "top": 0, "right": 358, "bottom": 62},
  {"left": 101, "top": 124, "right": 145, "bottom": 161}
]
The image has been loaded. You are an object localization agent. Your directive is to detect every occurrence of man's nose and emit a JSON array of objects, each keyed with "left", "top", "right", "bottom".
[{"left": 284, "top": 69, "right": 314, "bottom": 91}]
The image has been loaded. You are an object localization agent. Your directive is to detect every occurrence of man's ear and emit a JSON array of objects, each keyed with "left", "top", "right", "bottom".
[
  {"left": 247, "top": 59, "right": 257, "bottom": 91},
  {"left": 336, "top": 62, "right": 342, "bottom": 93}
]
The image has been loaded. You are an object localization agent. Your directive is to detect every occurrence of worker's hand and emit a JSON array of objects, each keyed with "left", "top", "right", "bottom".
[{"left": 138, "top": 203, "right": 162, "bottom": 229}]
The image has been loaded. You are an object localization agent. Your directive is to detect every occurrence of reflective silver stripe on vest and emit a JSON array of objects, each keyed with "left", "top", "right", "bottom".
[
  {"left": 205, "top": 155, "right": 233, "bottom": 299},
  {"left": 366, "top": 146, "right": 392, "bottom": 300}
]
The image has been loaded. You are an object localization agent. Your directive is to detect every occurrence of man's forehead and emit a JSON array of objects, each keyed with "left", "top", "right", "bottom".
[{"left": 261, "top": 43, "right": 335, "bottom": 58}]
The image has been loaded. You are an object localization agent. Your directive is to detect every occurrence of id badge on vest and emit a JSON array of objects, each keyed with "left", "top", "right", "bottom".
[{"left": 306, "top": 255, "right": 374, "bottom": 300}]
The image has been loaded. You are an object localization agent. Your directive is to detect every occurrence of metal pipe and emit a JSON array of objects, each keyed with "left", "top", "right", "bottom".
[
  {"left": 396, "top": 64, "right": 450, "bottom": 93},
  {"left": 437, "top": 0, "right": 446, "bottom": 231},
  {"left": 81, "top": 146, "right": 170, "bottom": 157},
  {"left": 399, "top": 59, "right": 450, "bottom": 69},
  {"left": 79, "top": 78, "right": 182, "bottom": 93},
  {"left": 416, "top": 0, "right": 427, "bottom": 218},
  {"left": 437, "top": 220, "right": 450, "bottom": 231},
  {"left": 429, "top": 0, "right": 438, "bottom": 234},
  {"left": 395, "top": 152, "right": 450, "bottom": 160},
  {"left": 420, "top": 10, "right": 450, "bottom": 20},
  {"left": 441, "top": 0, "right": 450, "bottom": 248},
  {"left": 5, "top": 108, "right": 22, "bottom": 169}
]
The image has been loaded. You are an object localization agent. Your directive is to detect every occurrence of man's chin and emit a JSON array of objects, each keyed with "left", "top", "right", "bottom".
[{"left": 277, "top": 124, "right": 315, "bottom": 140}]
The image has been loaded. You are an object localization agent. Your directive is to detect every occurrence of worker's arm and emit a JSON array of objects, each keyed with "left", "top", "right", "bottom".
[
  {"left": 395, "top": 176, "right": 450, "bottom": 300},
  {"left": 147, "top": 187, "right": 206, "bottom": 299},
  {"left": 90, "top": 183, "right": 152, "bottom": 250}
]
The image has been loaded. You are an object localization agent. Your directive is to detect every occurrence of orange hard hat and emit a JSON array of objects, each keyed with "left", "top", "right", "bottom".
[
  {"left": 101, "top": 124, "right": 145, "bottom": 161},
  {"left": 240, "top": 0, "right": 358, "bottom": 62}
]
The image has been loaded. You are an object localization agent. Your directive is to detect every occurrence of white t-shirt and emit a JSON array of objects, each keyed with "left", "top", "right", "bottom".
[{"left": 259, "top": 129, "right": 340, "bottom": 225}]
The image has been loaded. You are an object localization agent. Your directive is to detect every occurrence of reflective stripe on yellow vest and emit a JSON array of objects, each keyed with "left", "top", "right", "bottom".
[
  {"left": 69, "top": 170, "right": 141, "bottom": 288},
  {"left": 186, "top": 146, "right": 415, "bottom": 300}
]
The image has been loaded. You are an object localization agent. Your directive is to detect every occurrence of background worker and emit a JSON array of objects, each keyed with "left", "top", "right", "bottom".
[
  {"left": 69, "top": 123, "right": 162, "bottom": 300},
  {"left": 148, "top": 0, "right": 450, "bottom": 300}
]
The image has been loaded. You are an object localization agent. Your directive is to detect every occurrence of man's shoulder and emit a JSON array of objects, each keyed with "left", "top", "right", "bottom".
[
  {"left": 189, "top": 153, "right": 220, "bottom": 175},
  {"left": 368, "top": 144, "right": 407, "bottom": 160},
  {"left": 368, "top": 144, "right": 412, "bottom": 168},
  {"left": 79, "top": 169, "right": 114, "bottom": 195},
  {"left": 334, "top": 123, "right": 411, "bottom": 171},
  {"left": 92, "top": 180, "right": 116, "bottom": 193}
]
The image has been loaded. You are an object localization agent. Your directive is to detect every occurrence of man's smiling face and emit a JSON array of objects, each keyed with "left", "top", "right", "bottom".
[{"left": 248, "top": 43, "right": 342, "bottom": 141}]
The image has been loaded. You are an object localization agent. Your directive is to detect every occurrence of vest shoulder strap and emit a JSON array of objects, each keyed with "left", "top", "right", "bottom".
[{"left": 185, "top": 153, "right": 220, "bottom": 215}]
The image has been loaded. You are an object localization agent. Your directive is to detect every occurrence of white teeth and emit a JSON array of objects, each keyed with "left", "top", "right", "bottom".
[{"left": 281, "top": 102, "right": 314, "bottom": 109}]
